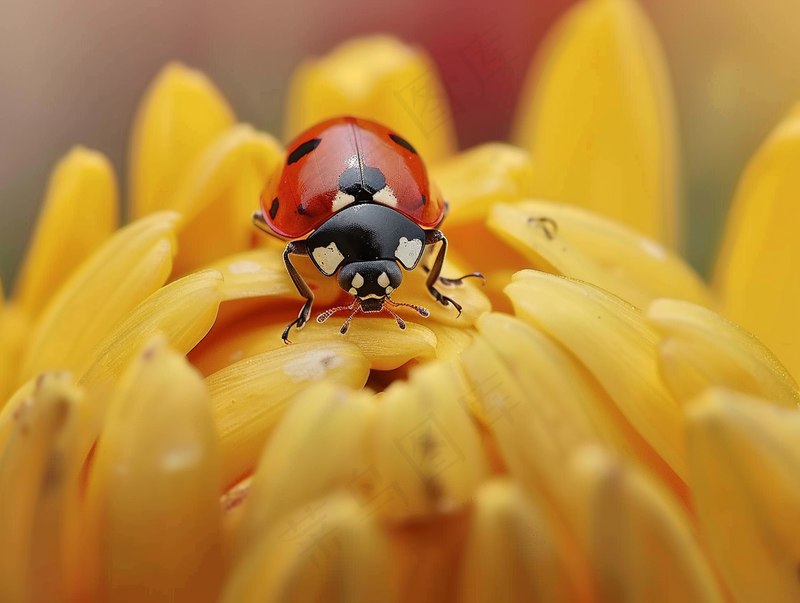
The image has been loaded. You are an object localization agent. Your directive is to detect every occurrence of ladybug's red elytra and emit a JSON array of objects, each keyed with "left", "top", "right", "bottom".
[{"left": 253, "top": 116, "right": 482, "bottom": 343}]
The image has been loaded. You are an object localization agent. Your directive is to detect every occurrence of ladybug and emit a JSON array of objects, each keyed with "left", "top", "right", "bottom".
[{"left": 253, "top": 116, "right": 482, "bottom": 343}]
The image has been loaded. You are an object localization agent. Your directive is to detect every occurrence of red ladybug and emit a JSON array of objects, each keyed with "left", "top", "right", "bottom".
[{"left": 253, "top": 116, "right": 481, "bottom": 343}]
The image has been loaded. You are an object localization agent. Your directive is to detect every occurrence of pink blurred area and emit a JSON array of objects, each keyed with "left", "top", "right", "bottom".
[
  {"left": 0, "top": 0, "right": 576, "bottom": 287},
  {"left": 3, "top": 0, "right": 800, "bottom": 286}
]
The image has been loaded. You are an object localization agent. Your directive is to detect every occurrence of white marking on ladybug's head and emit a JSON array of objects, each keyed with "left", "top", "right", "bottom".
[
  {"left": 332, "top": 190, "right": 356, "bottom": 212},
  {"left": 351, "top": 273, "right": 365, "bottom": 289},
  {"left": 385, "top": 286, "right": 393, "bottom": 294},
  {"left": 312, "top": 242, "right": 345, "bottom": 276},
  {"left": 394, "top": 236, "right": 423, "bottom": 269},
  {"left": 349, "top": 287, "right": 357, "bottom": 295},
  {"left": 377, "top": 272, "right": 390, "bottom": 288},
  {"left": 372, "top": 185, "right": 398, "bottom": 207}
]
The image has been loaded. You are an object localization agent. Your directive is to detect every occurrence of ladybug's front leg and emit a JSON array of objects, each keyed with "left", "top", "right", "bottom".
[
  {"left": 282, "top": 240, "right": 314, "bottom": 344},
  {"left": 424, "top": 230, "right": 484, "bottom": 317}
]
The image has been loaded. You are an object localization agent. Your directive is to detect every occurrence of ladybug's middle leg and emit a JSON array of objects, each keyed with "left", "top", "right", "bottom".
[
  {"left": 282, "top": 240, "right": 314, "bottom": 344},
  {"left": 424, "top": 230, "right": 480, "bottom": 317},
  {"left": 420, "top": 236, "right": 484, "bottom": 287},
  {"left": 422, "top": 230, "right": 486, "bottom": 306}
]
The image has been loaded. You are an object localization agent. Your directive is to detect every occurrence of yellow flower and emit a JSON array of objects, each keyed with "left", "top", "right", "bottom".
[{"left": 1, "top": 1, "right": 800, "bottom": 602}]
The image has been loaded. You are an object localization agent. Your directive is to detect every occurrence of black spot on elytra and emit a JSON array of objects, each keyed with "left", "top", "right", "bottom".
[
  {"left": 269, "top": 197, "right": 279, "bottom": 219},
  {"left": 419, "top": 194, "right": 426, "bottom": 207},
  {"left": 338, "top": 166, "right": 386, "bottom": 201},
  {"left": 297, "top": 203, "right": 306, "bottom": 215},
  {"left": 287, "top": 138, "right": 321, "bottom": 165},
  {"left": 389, "top": 133, "right": 417, "bottom": 155}
]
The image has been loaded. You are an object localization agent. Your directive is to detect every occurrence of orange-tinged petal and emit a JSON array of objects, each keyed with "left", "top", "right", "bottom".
[
  {"left": 206, "top": 341, "right": 371, "bottom": 487},
  {"left": 21, "top": 212, "right": 179, "bottom": 384},
  {"left": 489, "top": 201, "right": 712, "bottom": 309},
  {"left": 687, "top": 388, "right": 800, "bottom": 603},
  {"left": 83, "top": 336, "right": 224, "bottom": 603},
  {"left": 459, "top": 479, "right": 584, "bottom": 603},
  {"left": 0, "top": 304, "right": 30, "bottom": 408},
  {"left": 429, "top": 143, "right": 535, "bottom": 226},
  {"left": 506, "top": 271, "right": 687, "bottom": 481},
  {"left": 370, "top": 361, "right": 488, "bottom": 518},
  {"left": 129, "top": 63, "right": 235, "bottom": 219},
  {"left": 513, "top": 0, "right": 679, "bottom": 246},
  {"left": 169, "top": 125, "right": 284, "bottom": 275},
  {"left": 572, "top": 446, "right": 725, "bottom": 603},
  {"left": 79, "top": 269, "right": 223, "bottom": 390},
  {"left": 285, "top": 35, "right": 455, "bottom": 163},
  {"left": 21, "top": 211, "right": 179, "bottom": 383},
  {"left": 0, "top": 372, "right": 83, "bottom": 603},
  {"left": 221, "top": 490, "right": 394, "bottom": 603},
  {"left": 714, "top": 103, "right": 800, "bottom": 380},
  {"left": 14, "top": 147, "right": 119, "bottom": 317},
  {"left": 647, "top": 298, "right": 800, "bottom": 408},
  {"left": 235, "top": 382, "right": 373, "bottom": 558},
  {"left": 191, "top": 306, "right": 436, "bottom": 375}
]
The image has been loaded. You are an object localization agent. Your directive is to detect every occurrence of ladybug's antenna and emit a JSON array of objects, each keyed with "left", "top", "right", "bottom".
[
  {"left": 382, "top": 305, "right": 407, "bottom": 330},
  {"left": 338, "top": 308, "right": 360, "bottom": 335},
  {"left": 385, "top": 297, "right": 431, "bottom": 318},
  {"left": 317, "top": 300, "right": 358, "bottom": 325}
]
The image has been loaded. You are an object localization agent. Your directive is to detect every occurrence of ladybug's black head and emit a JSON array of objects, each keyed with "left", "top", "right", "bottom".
[
  {"left": 305, "top": 204, "right": 430, "bottom": 330},
  {"left": 337, "top": 260, "right": 403, "bottom": 311}
]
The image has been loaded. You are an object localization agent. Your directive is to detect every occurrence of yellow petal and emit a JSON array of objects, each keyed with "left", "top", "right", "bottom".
[
  {"left": 687, "top": 388, "right": 800, "bottom": 603},
  {"left": 459, "top": 479, "right": 584, "bottom": 603},
  {"left": 0, "top": 304, "right": 30, "bottom": 407},
  {"left": 429, "top": 143, "right": 535, "bottom": 226},
  {"left": 463, "top": 312, "right": 680, "bottom": 497},
  {"left": 14, "top": 147, "right": 119, "bottom": 317},
  {"left": 207, "top": 341, "right": 371, "bottom": 487},
  {"left": 79, "top": 269, "right": 223, "bottom": 390},
  {"left": 0, "top": 372, "right": 83, "bottom": 603},
  {"left": 506, "top": 271, "right": 687, "bottom": 481},
  {"left": 221, "top": 490, "right": 394, "bottom": 603},
  {"left": 513, "top": 0, "right": 679, "bottom": 246},
  {"left": 399, "top": 256, "right": 492, "bottom": 328},
  {"left": 0, "top": 378, "right": 36, "bottom": 454},
  {"left": 285, "top": 35, "right": 455, "bottom": 163},
  {"left": 83, "top": 336, "right": 224, "bottom": 603},
  {"left": 130, "top": 63, "right": 235, "bottom": 218},
  {"left": 647, "top": 298, "right": 800, "bottom": 408},
  {"left": 489, "top": 201, "right": 712, "bottom": 309},
  {"left": 572, "top": 446, "right": 725, "bottom": 603},
  {"left": 169, "top": 125, "right": 284, "bottom": 275},
  {"left": 21, "top": 212, "right": 179, "bottom": 382},
  {"left": 714, "top": 103, "right": 800, "bottom": 380},
  {"left": 207, "top": 248, "right": 292, "bottom": 302},
  {"left": 201, "top": 248, "right": 343, "bottom": 332},
  {"left": 370, "top": 360, "right": 488, "bottom": 518},
  {"left": 235, "top": 382, "right": 373, "bottom": 558},
  {"left": 191, "top": 305, "right": 436, "bottom": 376}
]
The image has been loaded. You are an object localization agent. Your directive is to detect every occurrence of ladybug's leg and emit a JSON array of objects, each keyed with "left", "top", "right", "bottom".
[
  {"left": 282, "top": 240, "right": 314, "bottom": 344},
  {"left": 424, "top": 230, "right": 477, "bottom": 317},
  {"left": 423, "top": 230, "right": 485, "bottom": 289}
]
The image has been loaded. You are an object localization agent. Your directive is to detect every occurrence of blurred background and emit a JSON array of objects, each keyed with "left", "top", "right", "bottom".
[{"left": 2, "top": 0, "right": 800, "bottom": 289}]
